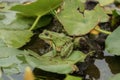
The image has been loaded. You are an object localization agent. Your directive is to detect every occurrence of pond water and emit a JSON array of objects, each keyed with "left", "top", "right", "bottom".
[
  {"left": 85, "top": 52, "right": 120, "bottom": 80},
  {"left": 2, "top": 73, "right": 23, "bottom": 80}
]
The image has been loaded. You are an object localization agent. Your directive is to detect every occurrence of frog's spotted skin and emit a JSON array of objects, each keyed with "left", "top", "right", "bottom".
[{"left": 39, "top": 30, "right": 73, "bottom": 57}]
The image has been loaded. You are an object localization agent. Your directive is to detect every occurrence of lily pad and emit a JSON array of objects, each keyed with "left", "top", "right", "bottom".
[
  {"left": 0, "top": 56, "right": 21, "bottom": 67},
  {"left": 105, "top": 26, "right": 120, "bottom": 55},
  {"left": 0, "top": 10, "right": 52, "bottom": 30},
  {"left": 97, "top": 0, "right": 114, "bottom": 6},
  {"left": 0, "top": 47, "right": 25, "bottom": 58},
  {"left": 11, "top": 0, "right": 63, "bottom": 16},
  {"left": 0, "top": 47, "right": 32, "bottom": 74},
  {"left": 109, "top": 73, "right": 120, "bottom": 80},
  {"left": 56, "top": 0, "right": 109, "bottom": 36},
  {"left": 25, "top": 50, "right": 86, "bottom": 74},
  {"left": 0, "top": 11, "right": 34, "bottom": 30},
  {"left": 0, "top": 30, "right": 33, "bottom": 48}
]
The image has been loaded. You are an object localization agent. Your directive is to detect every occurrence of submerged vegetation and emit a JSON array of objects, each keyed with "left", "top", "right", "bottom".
[{"left": 0, "top": 0, "right": 120, "bottom": 80}]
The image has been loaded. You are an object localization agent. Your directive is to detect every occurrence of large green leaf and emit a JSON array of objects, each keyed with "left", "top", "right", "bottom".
[
  {"left": 11, "top": 0, "right": 63, "bottom": 16},
  {"left": 3, "top": 63, "right": 28, "bottom": 75},
  {"left": 109, "top": 73, "right": 120, "bottom": 80},
  {"left": 56, "top": 0, "right": 109, "bottom": 36},
  {"left": 0, "top": 30, "right": 33, "bottom": 48},
  {"left": 25, "top": 50, "right": 86, "bottom": 74},
  {"left": 0, "top": 56, "right": 21, "bottom": 67},
  {"left": 0, "top": 11, "right": 34, "bottom": 30},
  {"left": 0, "top": 47, "right": 31, "bottom": 74},
  {"left": 97, "top": 0, "right": 114, "bottom": 6},
  {"left": 0, "top": 47, "right": 24, "bottom": 58},
  {"left": 0, "top": 10, "right": 52, "bottom": 30},
  {"left": 105, "top": 26, "right": 120, "bottom": 55},
  {"left": 78, "top": 0, "right": 86, "bottom": 12}
]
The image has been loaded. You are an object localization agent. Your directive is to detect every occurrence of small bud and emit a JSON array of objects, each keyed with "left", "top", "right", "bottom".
[
  {"left": 90, "top": 25, "right": 100, "bottom": 35},
  {"left": 24, "top": 66, "right": 34, "bottom": 80}
]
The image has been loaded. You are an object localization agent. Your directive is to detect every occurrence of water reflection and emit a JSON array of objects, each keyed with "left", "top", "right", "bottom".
[
  {"left": 1, "top": 73, "right": 23, "bottom": 80},
  {"left": 85, "top": 52, "right": 120, "bottom": 80},
  {"left": 95, "top": 59, "right": 114, "bottom": 80},
  {"left": 33, "top": 69, "right": 65, "bottom": 80},
  {"left": 105, "top": 56, "right": 120, "bottom": 74},
  {"left": 85, "top": 62, "right": 100, "bottom": 80}
]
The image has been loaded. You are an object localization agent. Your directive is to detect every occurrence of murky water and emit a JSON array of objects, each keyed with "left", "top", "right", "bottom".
[
  {"left": 1, "top": 73, "right": 23, "bottom": 80},
  {"left": 85, "top": 52, "right": 120, "bottom": 80}
]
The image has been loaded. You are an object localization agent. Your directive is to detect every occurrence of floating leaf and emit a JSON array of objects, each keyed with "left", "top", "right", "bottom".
[
  {"left": 67, "top": 51, "right": 86, "bottom": 62},
  {"left": 0, "top": 47, "right": 32, "bottom": 74},
  {"left": 3, "top": 64, "right": 21, "bottom": 74},
  {"left": 64, "top": 75, "right": 82, "bottom": 80},
  {"left": 105, "top": 26, "right": 120, "bottom": 55},
  {"left": 0, "top": 11, "right": 52, "bottom": 30},
  {"left": 0, "top": 56, "right": 21, "bottom": 67},
  {"left": 0, "top": 47, "right": 24, "bottom": 58},
  {"left": 109, "top": 73, "right": 120, "bottom": 80},
  {"left": 3, "top": 62, "right": 29, "bottom": 75},
  {"left": 0, "top": 11, "right": 34, "bottom": 30},
  {"left": 25, "top": 50, "right": 86, "bottom": 74},
  {"left": 56, "top": 0, "right": 109, "bottom": 36},
  {"left": 97, "top": 0, "right": 114, "bottom": 6},
  {"left": 11, "top": 0, "right": 63, "bottom": 16},
  {"left": 0, "top": 30, "right": 33, "bottom": 48}
]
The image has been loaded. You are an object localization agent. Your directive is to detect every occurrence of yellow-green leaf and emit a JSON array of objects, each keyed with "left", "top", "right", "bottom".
[
  {"left": 56, "top": 0, "right": 109, "bottom": 36},
  {"left": 11, "top": 0, "right": 63, "bottom": 16},
  {"left": 97, "top": 0, "right": 114, "bottom": 6},
  {"left": 0, "top": 30, "right": 33, "bottom": 48},
  {"left": 105, "top": 26, "right": 120, "bottom": 55}
]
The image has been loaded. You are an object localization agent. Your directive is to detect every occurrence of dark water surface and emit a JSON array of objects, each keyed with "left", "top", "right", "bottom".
[{"left": 85, "top": 52, "right": 120, "bottom": 80}]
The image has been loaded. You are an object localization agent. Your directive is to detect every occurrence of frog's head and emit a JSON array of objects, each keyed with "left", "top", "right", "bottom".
[{"left": 39, "top": 30, "right": 52, "bottom": 40}]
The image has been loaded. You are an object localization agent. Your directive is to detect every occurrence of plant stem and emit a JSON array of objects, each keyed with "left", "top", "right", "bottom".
[
  {"left": 29, "top": 15, "right": 41, "bottom": 31},
  {"left": 95, "top": 27, "right": 112, "bottom": 35}
]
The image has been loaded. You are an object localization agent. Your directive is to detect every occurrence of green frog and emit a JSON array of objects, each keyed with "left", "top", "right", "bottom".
[{"left": 39, "top": 30, "right": 73, "bottom": 57}]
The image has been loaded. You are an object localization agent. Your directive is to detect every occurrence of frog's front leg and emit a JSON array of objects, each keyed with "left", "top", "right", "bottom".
[
  {"left": 51, "top": 42, "right": 57, "bottom": 57},
  {"left": 60, "top": 42, "right": 73, "bottom": 57}
]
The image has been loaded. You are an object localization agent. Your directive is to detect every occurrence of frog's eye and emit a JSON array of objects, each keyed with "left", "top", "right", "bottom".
[{"left": 44, "top": 32, "right": 49, "bottom": 36}]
